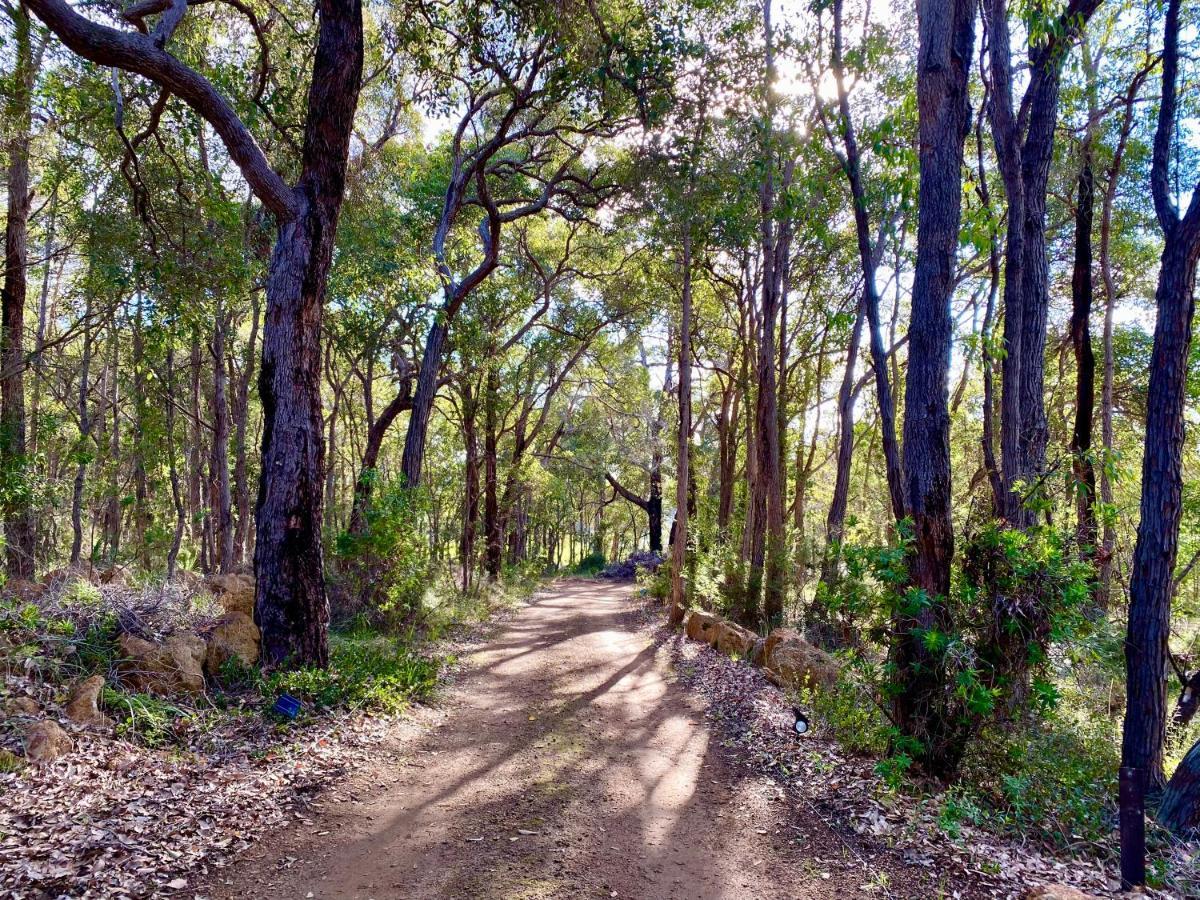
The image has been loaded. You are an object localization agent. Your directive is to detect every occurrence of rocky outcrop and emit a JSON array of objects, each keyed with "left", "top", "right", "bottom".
[
  {"left": 683, "top": 611, "right": 840, "bottom": 696},
  {"left": 117, "top": 632, "right": 207, "bottom": 695},
  {"left": 205, "top": 573, "right": 255, "bottom": 617},
  {"left": 3, "top": 579, "right": 45, "bottom": 602},
  {"left": 685, "top": 610, "right": 719, "bottom": 644},
  {"left": 25, "top": 720, "right": 71, "bottom": 762},
  {"left": 762, "top": 628, "right": 839, "bottom": 691},
  {"left": 204, "top": 612, "right": 261, "bottom": 675},
  {"left": 64, "top": 675, "right": 110, "bottom": 728},
  {"left": 6, "top": 696, "right": 39, "bottom": 716},
  {"left": 714, "top": 620, "right": 757, "bottom": 658},
  {"left": 98, "top": 565, "right": 130, "bottom": 586}
]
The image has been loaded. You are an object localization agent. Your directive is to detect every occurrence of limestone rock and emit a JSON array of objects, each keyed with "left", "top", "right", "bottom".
[
  {"left": 205, "top": 573, "right": 255, "bottom": 617},
  {"left": 6, "top": 696, "right": 39, "bottom": 716},
  {"left": 42, "top": 564, "right": 95, "bottom": 585},
  {"left": 24, "top": 720, "right": 71, "bottom": 762},
  {"left": 685, "top": 610, "right": 719, "bottom": 644},
  {"left": 1022, "top": 886, "right": 1101, "bottom": 900},
  {"left": 118, "top": 631, "right": 207, "bottom": 695},
  {"left": 98, "top": 564, "right": 130, "bottom": 586},
  {"left": 713, "top": 620, "right": 757, "bottom": 658},
  {"left": 3, "top": 579, "right": 45, "bottom": 602},
  {"left": 64, "top": 674, "right": 110, "bottom": 728},
  {"left": 204, "top": 611, "right": 261, "bottom": 675},
  {"left": 762, "top": 628, "right": 839, "bottom": 692}
]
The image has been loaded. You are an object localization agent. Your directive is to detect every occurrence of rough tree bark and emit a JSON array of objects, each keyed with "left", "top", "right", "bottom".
[
  {"left": 1069, "top": 149, "right": 1098, "bottom": 552},
  {"left": 892, "top": 0, "right": 975, "bottom": 778},
  {"left": 28, "top": 0, "right": 365, "bottom": 666},
  {"left": 1, "top": 3, "right": 39, "bottom": 579},
  {"left": 669, "top": 231, "right": 693, "bottom": 626},
  {"left": 986, "top": 0, "right": 1102, "bottom": 526},
  {"left": 1122, "top": 0, "right": 1200, "bottom": 791}
]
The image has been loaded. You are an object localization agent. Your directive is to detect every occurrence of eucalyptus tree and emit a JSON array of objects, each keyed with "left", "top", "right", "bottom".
[
  {"left": 892, "top": 0, "right": 975, "bottom": 776},
  {"left": 1123, "top": 0, "right": 1200, "bottom": 805},
  {"left": 1, "top": 1, "right": 46, "bottom": 580},
  {"left": 397, "top": 0, "right": 663, "bottom": 490},
  {"left": 984, "top": 0, "right": 1102, "bottom": 527},
  {"left": 28, "top": 0, "right": 365, "bottom": 666}
]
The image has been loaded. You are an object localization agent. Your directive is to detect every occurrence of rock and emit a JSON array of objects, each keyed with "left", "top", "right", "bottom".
[
  {"left": 762, "top": 628, "right": 839, "bottom": 692},
  {"left": 5, "top": 696, "right": 39, "bottom": 716},
  {"left": 204, "top": 611, "right": 261, "bottom": 675},
  {"left": 3, "top": 578, "right": 45, "bottom": 602},
  {"left": 748, "top": 637, "right": 767, "bottom": 666},
  {"left": 713, "top": 620, "right": 757, "bottom": 658},
  {"left": 98, "top": 564, "right": 130, "bottom": 586},
  {"left": 205, "top": 573, "right": 255, "bottom": 616},
  {"left": 42, "top": 564, "right": 96, "bottom": 585},
  {"left": 24, "top": 720, "right": 71, "bottom": 762},
  {"left": 64, "top": 674, "right": 110, "bottom": 728},
  {"left": 173, "top": 569, "right": 205, "bottom": 592},
  {"left": 1022, "top": 886, "right": 1101, "bottom": 900},
  {"left": 118, "top": 631, "right": 207, "bottom": 695},
  {"left": 685, "top": 610, "right": 719, "bottom": 644}
]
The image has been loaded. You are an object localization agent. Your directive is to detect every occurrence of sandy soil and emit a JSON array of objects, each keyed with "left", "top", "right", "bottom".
[{"left": 204, "top": 580, "right": 976, "bottom": 899}]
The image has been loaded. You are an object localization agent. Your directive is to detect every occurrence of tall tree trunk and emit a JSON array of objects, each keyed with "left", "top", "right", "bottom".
[
  {"left": 165, "top": 347, "right": 185, "bottom": 580},
  {"left": 829, "top": 0, "right": 906, "bottom": 526},
  {"left": 70, "top": 304, "right": 93, "bottom": 567},
  {"left": 211, "top": 304, "right": 234, "bottom": 573},
  {"left": 669, "top": 232, "right": 693, "bottom": 625},
  {"left": 253, "top": 0, "right": 364, "bottom": 667},
  {"left": 1, "top": 4, "right": 38, "bottom": 579},
  {"left": 231, "top": 296, "right": 259, "bottom": 567},
  {"left": 104, "top": 325, "right": 121, "bottom": 561},
  {"left": 1069, "top": 152, "right": 1097, "bottom": 552},
  {"left": 188, "top": 330, "right": 204, "bottom": 548},
  {"left": 27, "top": 0, "right": 364, "bottom": 665},
  {"left": 483, "top": 364, "right": 501, "bottom": 581},
  {"left": 821, "top": 301, "right": 865, "bottom": 589},
  {"left": 746, "top": 0, "right": 789, "bottom": 627},
  {"left": 1122, "top": 0, "right": 1200, "bottom": 792},
  {"left": 460, "top": 381, "right": 480, "bottom": 588},
  {"left": 893, "top": 0, "right": 974, "bottom": 778},
  {"left": 987, "top": 0, "right": 1100, "bottom": 526}
]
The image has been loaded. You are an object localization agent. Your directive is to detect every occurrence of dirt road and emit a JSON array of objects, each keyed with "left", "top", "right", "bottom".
[{"left": 207, "top": 580, "right": 949, "bottom": 899}]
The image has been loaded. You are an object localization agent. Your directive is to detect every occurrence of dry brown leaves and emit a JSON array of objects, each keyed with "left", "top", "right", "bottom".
[
  {"left": 634, "top": 599, "right": 1185, "bottom": 900},
  {"left": 0, "top": 675, "right": 405, "bottom": 899}
]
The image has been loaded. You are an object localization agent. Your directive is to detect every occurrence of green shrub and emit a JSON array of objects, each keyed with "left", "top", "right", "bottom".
[
  {"left": 954, "top": 713, "right": 1118, "bottom": 845},
  {"left": 265, "top": 633, "right": 438, "bottom": 713},
  {"left": 102, "top": 687, "right": 191, "bottom": 748},
  {"left": 573, "top": 551, "right": 606, "bottom": 576},
  {"left": 334, "top": 480, "right": 433, "bottom": 627}
]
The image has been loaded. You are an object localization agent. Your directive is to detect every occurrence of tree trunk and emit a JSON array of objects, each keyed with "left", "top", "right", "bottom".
[
  {"left": 893, "top": 0, "right": 974, "bottom": 778},
  {"left": 70, "top": 304, "right": 93, "bottom": 567},
  {"left": 460, "top": 381, "right": 480, "bottom": 588},
  {"left": 210, "top": 304, "right": 234, "bottom": 573},
  {"left": 669, "top": 232, "right": 693, "bottom": 625},
  {"left": 821, "top": 301, "right": 865, "bottom": 589},
  {"left": 254, "top": 0, "right": 364, "bottom": 668},
  {"left": 165, "top": 347, "right": 185, "bottom": 580},
  {"left": 1, "top": 4, "right": 37, "bottom": 579},
  {"left": 1069, "top": 152, "right": 1098, "bottom": 552},
  {"left": 1122, "top": 0, "right": 1200, "bottom": 789},
  {"left": 232, "top": 295, "right": 259, "bottom": 567},
  {"left": 483, "top": 364, "right": 501, "bottom": 581},
  {"left": 347, "top": 386, "right": 412, "bottom": 535}
]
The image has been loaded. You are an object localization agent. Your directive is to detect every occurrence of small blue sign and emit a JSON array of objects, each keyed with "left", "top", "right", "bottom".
[{"left": 272, "top": 693, "right": 302, "bottom": 719}]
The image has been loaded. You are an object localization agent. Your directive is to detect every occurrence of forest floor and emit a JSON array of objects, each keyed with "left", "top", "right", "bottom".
[{"left": 203, "top": 579, "right": 1012, "bottom": 900}]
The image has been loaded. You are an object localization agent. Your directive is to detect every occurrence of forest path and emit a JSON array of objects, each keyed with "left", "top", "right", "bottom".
[{"left": 208, "top": 580, "right": 883, "bottom": 899}]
